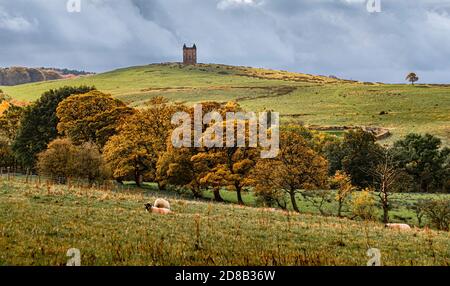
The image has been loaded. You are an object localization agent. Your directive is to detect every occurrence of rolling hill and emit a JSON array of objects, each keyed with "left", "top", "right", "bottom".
[{"left": 1, "top": 63, "right": 449, "bottom": 145}]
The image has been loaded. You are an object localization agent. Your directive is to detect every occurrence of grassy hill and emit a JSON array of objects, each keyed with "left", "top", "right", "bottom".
[
  {"left": 1, "top": 63, "right": 449, "bottom": 144},
  {"left": 1, "top": 179, "right": 450, "bottom": 266}
]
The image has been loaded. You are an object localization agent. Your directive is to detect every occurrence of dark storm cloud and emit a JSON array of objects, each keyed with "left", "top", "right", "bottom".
[{"left": 0, "top": 0, "right": 449, "bottom": 83}]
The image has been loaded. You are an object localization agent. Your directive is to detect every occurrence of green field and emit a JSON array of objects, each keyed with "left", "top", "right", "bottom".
[
  {"left": 202, "top": 189, "right": 450, "bottom": 228},
  {"left": 2, "top": 63, "right": 449, "bottom": 145},
  {"left": 1, "top": 178, "right": 449, "bottom": 266}
]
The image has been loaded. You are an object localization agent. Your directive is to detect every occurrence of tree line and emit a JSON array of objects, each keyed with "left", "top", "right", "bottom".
[{"left": 0, "top": 86, "right": 449, "bottom": 227}]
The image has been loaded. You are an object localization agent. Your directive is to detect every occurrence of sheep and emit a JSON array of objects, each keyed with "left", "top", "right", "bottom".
[
  {"left": 260, "top": 208, "right": 278, "bottom": 213},
  {"left": 385, "top": 223, "right": 412, "bottom": 231},
  {"left": 153, "top": 198, "right": 170, "bottom": 210},
  {"left": 144, "top": 198, "right": 172, "bottom": 215}
]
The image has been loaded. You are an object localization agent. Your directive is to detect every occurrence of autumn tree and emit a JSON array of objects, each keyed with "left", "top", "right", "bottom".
[
  {"left": 157, "top": 101, "right": 264, "bottom": 203},
  {"left": 74, "top": 142, "right": 111, "bottom": 183},
  {"left": 331, "top": 171, "right": 356, "bottom": 217},
  {"left": 351, "top": 188, "right": 377, "bottom": 221},
  {"left": 252, "top": 160, "right": 288, "bottom": 209},
  {"left": 252, "top": 131, "right": 329, "bottom": 213},
  {"left": 156, "top": 145, "right": 206, "bottom": 197},
  {"left": 194, "top": 102, "right": 261, "bottom": 204},
  {"left": 406, "top": 72, "right": 419, "bottom": 85},
  {"left": 13, "top": 86, "right": 95, "bottom": 168},
  {"left": 192, "top": 146, "right": 259, "bottom": 204},
  {"left": 37, "top": 138, "right": 69, "bottom": 182},
  {"left": 103, "top": 97, "right": 184, "bottom": 187},
  {"left": 56, "top": 91, "right": 134, "bottom": 148},
  {"left": 37, "top": 138, "right": 108, "bottom": 184},
  {"left": 158, "top": 101, "right": 232, "bottom": 201},
  {"left": 0, "top": 101, "right": 9, "bottom": 115},
  {"left": 185, "top": 102, "right": 228, "bottom": 201},
  {"left": 0, "top": 104, "right": 24, "bottom": 143},
  {"left": 197, "top": 147, "right": 258, "bottom": 205},
  {"left": 0, "top": 104, "right": 24, "bottom": 169},
  {"left": 0, "top": 140, "right": 16, "bottom": 168}
]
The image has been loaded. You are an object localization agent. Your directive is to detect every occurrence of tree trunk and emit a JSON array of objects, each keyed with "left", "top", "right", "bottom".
[
  {"left": 290, "top": 190, "right": 300, "bottom": 213},
  {"left": 134, "top": 171, "right": 142, "bottom": 187},
  {"left": 277, "top": 199, "right": 287, "bottom": 210},
  {"left": 213, "top": 188, "right": 224, "bottom": 202},
  {"left": 381, "top": 189, "right": 389, "bottom": 224},
  {"left": 236, "top": 185, "right": 244, "bottom": 205},
  {"left": 337, "top": 200, "right": 343, "bottom": 218},
  {"left": 157, "top": 181, "right": 165, "bottom": 191},
  {"left": 383, "top": 205, "right": 389, "bottom": 224},
  {"left": 192, "top": 187, "right": 203, "bottom": 198}
]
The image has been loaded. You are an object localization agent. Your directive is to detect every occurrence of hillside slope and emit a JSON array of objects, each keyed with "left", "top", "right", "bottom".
[
  {"left": 0, "top": 63, "right": 342, "bottom": 101},
  {"left": 0, "top": 67, "right": 62, "bottom": 86},
  {"left": 1, "top": 180, "right": 449, "bottom": 266},
  {"left": 0, "top": 67, "right": 93, "bottom": 86},
  {"left": 1, "top": 63, "right": 449, "bottom": 144}
]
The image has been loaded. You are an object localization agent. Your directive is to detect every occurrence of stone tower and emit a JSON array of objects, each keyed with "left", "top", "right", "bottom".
[{"left": 183, "top": 44, "right": 197, "bottom": 65}]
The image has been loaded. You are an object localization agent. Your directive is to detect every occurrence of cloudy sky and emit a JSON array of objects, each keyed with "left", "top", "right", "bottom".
[{"left": 0, "top": 0, "right": 449, "bottom": 83}]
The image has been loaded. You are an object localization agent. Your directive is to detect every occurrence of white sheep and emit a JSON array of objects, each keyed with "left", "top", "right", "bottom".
[
  {"left": 144, "top": 198, "right": 172, "bottom": 215},
  {"left": 385, "top": 223, "right": 412, "bottom": 231},
  {"left": 153, "top": 198, "right": 170, "bottom": 210}
]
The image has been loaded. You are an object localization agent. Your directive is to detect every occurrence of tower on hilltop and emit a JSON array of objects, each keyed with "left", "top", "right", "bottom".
[{"left": 183, "top": 44, "right": 197, "bottom": 65}]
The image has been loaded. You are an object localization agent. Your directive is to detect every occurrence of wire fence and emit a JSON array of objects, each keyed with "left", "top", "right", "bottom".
[{"left": 0, "top": 166, "right": 136, "bottom": 193}]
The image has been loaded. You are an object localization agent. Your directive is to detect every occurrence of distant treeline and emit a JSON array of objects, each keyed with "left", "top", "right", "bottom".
[
  {"left": 41, "top": 68, "right": 95, "bottom": 76},
  {"left": 0, "top": 67, "right": 94, "bottom": 86}
]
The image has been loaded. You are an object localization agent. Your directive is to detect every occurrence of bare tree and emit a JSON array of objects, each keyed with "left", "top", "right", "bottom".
[{"left": 365, "top": 149, "right": 402, "bottom": 223}]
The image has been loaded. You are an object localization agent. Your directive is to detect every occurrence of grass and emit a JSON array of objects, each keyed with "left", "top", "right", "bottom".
[
  {"left": 202, "top": 189, "right": 450, "bottom": 228},
  {"left": 1, "top": 63, "right": 449, "bottom": 145},
  {"left": 1, "top": 178, "right": 450, "bottom": 266}
]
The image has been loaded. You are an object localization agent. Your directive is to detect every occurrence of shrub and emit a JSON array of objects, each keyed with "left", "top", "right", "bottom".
[
  {"left": 74, "top": 142, "right": 111, "bottom": 183},
  {"left": 254, "top": 186, "right": 288, "bottom": 210},
  {"left": 0, "top": 140, "right": 16, "bottom": 168},
  {"left": 421, "top": 199, "right": 450, "bottom": 231},
  {"left": 412, "top": 200, "right": 427, "bottom": 227},
  {"left": 393, "top": 133, "right": 449, "bottom": 193},
  {"left": 351, "top": 188, "right": 377, "bottom": 221},
  {"left": 331, "top": 171, "right": 355, "bottom": 217},
  {"left": 37, "top": 138, "right": 109, "bottom": 184},
  {"left": 37, "top": 138, "right": 76, "bottom": 183}
]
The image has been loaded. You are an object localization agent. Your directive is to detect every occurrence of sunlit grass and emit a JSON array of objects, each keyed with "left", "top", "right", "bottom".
[
  {"left": 2, "top": 63, "right": 448, "bottom": 145},
  {"left": 1, "top": 179, "right": 449, "bottom": 266}
]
